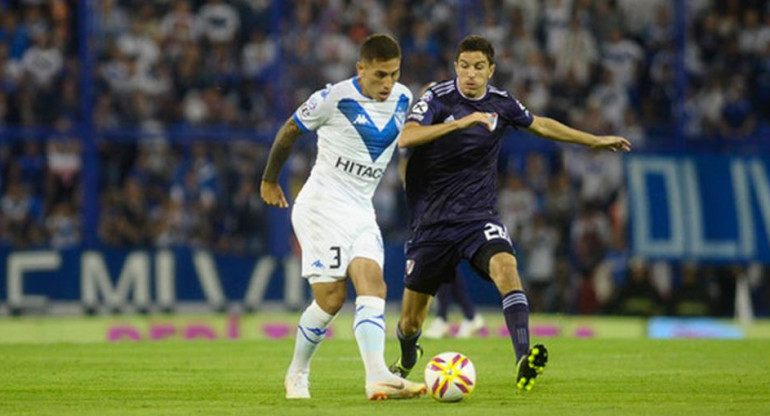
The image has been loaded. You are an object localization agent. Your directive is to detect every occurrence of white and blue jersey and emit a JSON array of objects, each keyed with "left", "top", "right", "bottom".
[
  {"left": 293, "top": 77, "right": 413, "bottom": 208},
  {"left": 291, "top": 77, "right": 412, "bottom": 279}
]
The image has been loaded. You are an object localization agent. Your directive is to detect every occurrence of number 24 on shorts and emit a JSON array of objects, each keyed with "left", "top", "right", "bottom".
[{"left": 483, "top": 223, "right": 510, "bottom": 242}]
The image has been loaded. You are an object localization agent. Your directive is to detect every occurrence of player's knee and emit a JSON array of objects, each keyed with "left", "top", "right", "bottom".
[
  {"left": 355, "top": 276, "right": 387, "bottom": 298},
  {"left": 316, "top": 296, "right": 344, "bottom": 315},
  {"left": 315, "top": 291, "right": 346, "bottom": 314}
]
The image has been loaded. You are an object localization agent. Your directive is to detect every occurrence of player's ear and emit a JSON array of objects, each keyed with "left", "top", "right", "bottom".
[
  {"left": 356, "top": 60, "right": 365, "bottom": 77},
  {"left": 488, "top": 63, "right": 496, "bottom": 79}
]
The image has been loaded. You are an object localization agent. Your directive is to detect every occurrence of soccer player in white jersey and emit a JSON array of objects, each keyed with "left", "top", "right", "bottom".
[{"left": 260, "top": 34, "right": 424, "bottom": 401}]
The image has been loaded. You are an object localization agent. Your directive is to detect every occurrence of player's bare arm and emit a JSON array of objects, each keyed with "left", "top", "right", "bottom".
[
  {"left": 260, "top": 117, "right": 304, "bottom": 208},
  {"left": 526, "top": 116, "right": 631, "bottom": 152},
  {"left": 398, "top": 113, "right": 493, "bottom": 148}
]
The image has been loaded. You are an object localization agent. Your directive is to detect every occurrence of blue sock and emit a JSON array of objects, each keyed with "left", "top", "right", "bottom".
[{"left": 502, "top": 290, "right": 530, "bottom": 362}]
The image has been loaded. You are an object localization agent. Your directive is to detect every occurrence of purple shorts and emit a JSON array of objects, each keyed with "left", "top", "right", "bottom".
[{"left": 403, "top": 218, "right": 515, "bottom": 295}]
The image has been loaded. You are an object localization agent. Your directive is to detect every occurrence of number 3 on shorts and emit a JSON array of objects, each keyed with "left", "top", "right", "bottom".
[{"left": 330, "top": 246, "right": 341, "bottom": 269}]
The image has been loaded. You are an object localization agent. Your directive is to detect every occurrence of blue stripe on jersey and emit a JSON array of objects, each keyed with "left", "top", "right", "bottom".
[
  {"left": 292, "top": 113, "right": 310, "bottom": 132},
  {"left": 337, "top": 93, "right": 410, "bottom": 162},
  {"left": 352, "top": 77, "right": 364, "bottom": 95}
]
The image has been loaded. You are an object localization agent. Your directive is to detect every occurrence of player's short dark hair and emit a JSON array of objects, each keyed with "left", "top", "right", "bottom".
[
  {"left": 360, "top": 33, "right": 401, "bottom": 62},
  {"left": 456, "top": 35, "right": 495, "bottom": 65}
]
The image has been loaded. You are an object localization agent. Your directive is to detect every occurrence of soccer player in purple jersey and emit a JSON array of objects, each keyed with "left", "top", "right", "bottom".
[{"left": 389, "top": 35, "right": 631, "bottom": 391}]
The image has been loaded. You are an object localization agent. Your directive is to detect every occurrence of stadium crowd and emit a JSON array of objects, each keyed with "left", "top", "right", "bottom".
[{"left": 1, "top": 0, "right": 769, "bottom": 315}]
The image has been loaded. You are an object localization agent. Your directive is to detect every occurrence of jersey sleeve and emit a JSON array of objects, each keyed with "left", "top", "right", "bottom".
[
  {"left": 405, "top": 88, "right": 442, "bottom": 126},
  {"left": 504, "top": 96, "right": 534, "bottom": 128},
  {"left": 293, "top": 85, "right": 334, "bottom": 132}
]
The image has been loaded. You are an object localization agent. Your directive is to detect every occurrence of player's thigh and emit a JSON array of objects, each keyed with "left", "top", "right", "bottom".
[
  {"left": 459, "top": 219, "right": 523, "bottom": 291},
  {"left": 404, "top": 238, "right": 459, "bottom": 296},
  {"left": 291, "top": 202, "right": 358, "bottom": 279}
]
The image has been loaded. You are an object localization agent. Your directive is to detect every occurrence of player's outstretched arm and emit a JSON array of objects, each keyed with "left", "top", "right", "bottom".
[
  {"left": 260, "top": 117, "right": 305, "bottom": 208},
  {"left": 526, "top": 116, "right": 631, "bottom": 152},
  {"left": 398, "top": 113, "right": 493, "bottom": 148}
]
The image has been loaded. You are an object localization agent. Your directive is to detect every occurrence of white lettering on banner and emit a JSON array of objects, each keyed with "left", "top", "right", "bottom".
[
  {"left": 629, "top": 157, "right": 770, "bottom": 260},
  {"left": 155, "top": 250, "right": 175, "bottom": 309},
  {"left": 683, "top": 160, "right": 740, "bottom": 258},
  {"left": 192, "top": 250, "right": 226, "bottom": 308},
  {"left": 732, "top": 160, "right": 755, "bottom": 258},
  {"left": 243, "top": 256, "right": 277, "bottom": 309},
  {"left": 7, "top": 251, "right": 60, "bottom": 309},
  {"left": 628, "top": 158, "right": 685, "bottom": 257},
  {"left": 750, "top": 161, "right": 770, "bottom": 247},
  {"left": 283, "top": 256, "right": 303, "bottom": 309},
  {"left": 81, "top": 251, "right": 150, "bottom": 309}
]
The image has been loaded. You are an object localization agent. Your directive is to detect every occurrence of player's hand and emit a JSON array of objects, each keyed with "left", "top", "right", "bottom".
[
  {"left": 260, "top": 180, "right": 289, "bottom": 208},
  {"left": 457, "top": 112, "right": 495, "bottom": 131},
  {"left": 591, "top": 136, "right": 632, "bottom": 152}
]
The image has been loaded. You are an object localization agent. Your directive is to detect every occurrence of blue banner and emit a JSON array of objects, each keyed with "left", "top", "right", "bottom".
[
  {"left": 626, "top": 154, "right": 770, "bottom": 262},
  {"left": 0, "top": 248, "right": 292, "bottom": 309},
  {"left": 0, "top": 245, "right": 504, "bottom": 309}
]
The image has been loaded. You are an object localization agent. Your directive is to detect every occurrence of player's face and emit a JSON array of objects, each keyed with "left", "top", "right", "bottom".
[
  {"left": 357, "top": 57, "right": 401, "bottom": 101},
  {"left": 455, "top": 51, "right": 495, "bottom": 98}
]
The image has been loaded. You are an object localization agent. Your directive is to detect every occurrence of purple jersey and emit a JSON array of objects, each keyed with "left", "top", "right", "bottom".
[{"left": 404, "top": 79, "right": 534, "bottom": 230}]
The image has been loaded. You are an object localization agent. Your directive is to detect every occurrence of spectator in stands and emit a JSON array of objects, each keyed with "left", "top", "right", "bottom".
[
  {"left": 21, "top": 32, "right": 62, "bottom": 89},
  {"left": 608, "top": 256, "right": 665, "bottom": 316},
  {"left": 498, "top": 173, "right": 537, "bottom": 243},
  {"left": 668, "top": 262, "right": 715, "bottom": 317},
  {"left": 542, "top": 172, "right": 574, "bottom": 254},
  {"left": 46, "top": 200, "right": 80, "bottom": 249},
  {"left": 224, "top": 178, "right": 265, "bottom": 254},
  {"left": 106, "top": 177, "right": 151, "bottom": 247},
  {"left": 98, "top": 0, "right": 129, "bottom": 39},
  {"left": 552, "top": 16, "right": 599, "bottom": 87},
  {"left": 720, "top": 78, "right": 756, "bottom": 138},
  {"left": 45, "top": 138, "right": 81, "bottom": 211},
  {"left": 571, "top": 203, "right": 611, "bottom": 276},
  {"left": 242, "top": 29, "right": 277, "bottom": 79},
  {"left": 198, "top": 0, "right": 239, "bottom": 45},
  {"left": 116, "top": 20, "right": 159, "bottom": 75},
  {"left": 0, "top": 178, "right": 43, "bottom": 248},
  {"left": 520, "top": 214, "right": 560, "bottom": 312}
]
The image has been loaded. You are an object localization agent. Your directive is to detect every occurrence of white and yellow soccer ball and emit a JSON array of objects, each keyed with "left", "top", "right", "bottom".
[{"left": 424, "top": 351, "right": 476, "bottom": 402}]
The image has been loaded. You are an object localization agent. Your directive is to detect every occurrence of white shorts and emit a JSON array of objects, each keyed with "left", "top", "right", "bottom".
[{"left": 291, "top": 201, "right": 384, "bottom": 284}]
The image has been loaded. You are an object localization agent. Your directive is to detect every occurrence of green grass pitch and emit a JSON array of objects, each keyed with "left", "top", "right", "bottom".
[{"left": 1, "top": 337, "right": 769, "bottom": 416}]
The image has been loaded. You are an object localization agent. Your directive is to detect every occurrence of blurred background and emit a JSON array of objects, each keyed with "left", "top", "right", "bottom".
[{"left": 0, "top": 0, "right": 769, "bottom": 322}]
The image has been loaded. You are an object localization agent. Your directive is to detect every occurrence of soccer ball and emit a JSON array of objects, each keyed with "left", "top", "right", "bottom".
[{"left": 424, "top": 351, "right": 476, "bottom": 402}]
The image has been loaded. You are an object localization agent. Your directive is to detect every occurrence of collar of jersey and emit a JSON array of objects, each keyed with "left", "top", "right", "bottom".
[
  {"left": 352, "top": 77, "right": 375, "bottom": 100},
  {"left": 455, "top": 78, "right": 488, "bottom": 101}
]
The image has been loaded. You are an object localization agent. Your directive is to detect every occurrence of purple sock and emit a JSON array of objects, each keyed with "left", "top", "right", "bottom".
[
  {"left": 436, "top": 284, "right": 451, "bottom": 320},
  {"left": 502, "top": 290, "right": 530, "bottom": 362},
  {"left": 451, "top": 273, "right": 476, "bottom": 320}
]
